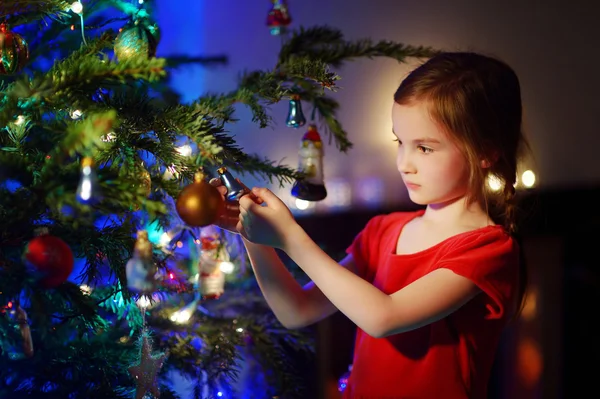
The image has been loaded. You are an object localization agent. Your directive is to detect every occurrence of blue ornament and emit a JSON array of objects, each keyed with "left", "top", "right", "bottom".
[{"left": 285, "top": 96, "right": 306, "bottom": 128}]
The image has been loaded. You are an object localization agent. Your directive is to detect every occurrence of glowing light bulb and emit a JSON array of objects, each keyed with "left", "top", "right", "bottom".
[
  {"left": 159, "top": 232, "right": 171, "bottom": 247},
  {"left": 486, "top": 175, "right": 503, "bottom": 191},
  {"left": 101, "top": 132, "right": 116, "bottom": 142},
  {"left": 70, "top": 109, "right": 83, "bottom": 119},
  {"left": 176, "top": 144, "right": 192, "bottom": 157},
  {"left": 137, "top": 296, "right": 151, "bottom": 308},
  {"left": 80, "top": 284, "right": 91, "bottom": 295},
  {"left": 170, "top": 309, "right": 193, "bottom": 324},
  {"left": 295, "top": 198, "right": 309, "bottom": 210},
  {"left": 521, "top": 170, "right": 536, "bottom": 188},
  {"left": 70, "top": 1, "right": 83, "bottom": 14},
  {"left": 76, "top": 157, "right": 100, "bottom": 204},
  {"left": 170, "top": 299, "right": 198, "bottom": 324}
]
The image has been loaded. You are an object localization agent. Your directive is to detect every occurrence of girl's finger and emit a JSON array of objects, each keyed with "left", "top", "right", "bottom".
[
  {"left": 216, "top": 186, "right": 228, "bottom": 196},
  {"left": 235, "top": 178, "right": 263, "bottom": 204}
]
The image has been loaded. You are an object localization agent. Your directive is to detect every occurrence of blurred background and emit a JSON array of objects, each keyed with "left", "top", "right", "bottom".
[{"left": 156, "top": 0, "right": 599, "bottom": 398}]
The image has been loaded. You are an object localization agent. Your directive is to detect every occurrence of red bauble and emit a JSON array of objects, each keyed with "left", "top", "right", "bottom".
[
  {"left": 0, "top": 23, "right": 29, "bottom": 75},
  {"left": 24, "top": 235, "right": 74, "bottom": 288}
]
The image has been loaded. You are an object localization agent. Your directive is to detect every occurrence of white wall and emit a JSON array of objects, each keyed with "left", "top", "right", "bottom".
[{"left": 159, "top": 0, "right": 600, "bottom": 211}]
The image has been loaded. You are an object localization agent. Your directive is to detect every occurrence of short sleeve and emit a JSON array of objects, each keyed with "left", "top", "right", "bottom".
[
  {"left": 435, "top": 229, "right": 520, "bottom": 320},
  {"left": 345, "top": 215, "right": 386, "bottom": 281}
]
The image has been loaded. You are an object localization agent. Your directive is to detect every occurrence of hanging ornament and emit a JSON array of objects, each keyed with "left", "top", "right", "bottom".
[
  {"left": 338, "top": 364, "right": 352, "bottom": 392},
  {"left": 266, "top": 0, "right": 292, "bottom": 36},
  {"left": 128, "top": 333, "right": 168, "bottom": 399},
  {"left": 291, "top": 124, "right": 328, "bottom": 201},
  {"left": 23, "top": 230, "right": 74, "bottom": 288},
  {"left": 0, "top": 23, "right": 29, "bottom": 75},
  {"left": 76, "top": 156, "right": 101, "bottom": 205},
  {"left": 198, "top": 226, "right": 227, "bottom": 300},
  {"left": 176, "top": 170, "right": 225, "bottom": 227},
  {"left": 285, "top": 95, "right": 306, "bottom": 128},
  {"left": 126, "top": 230, "right": 158, "bottom": 293},
  {"left": 217, "top": 166, "right": 248, "bottom": 201},
  {"left": 3, "top": 306, "right": 34, "bottom": 360},
  {"left": 114, "top": 17, "right": 160, "bottom": 62}
]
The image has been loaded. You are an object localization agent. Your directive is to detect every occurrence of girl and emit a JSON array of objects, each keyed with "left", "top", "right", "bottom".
[{"left": 211, "top": 52, "right": 528, "bottom": 399}]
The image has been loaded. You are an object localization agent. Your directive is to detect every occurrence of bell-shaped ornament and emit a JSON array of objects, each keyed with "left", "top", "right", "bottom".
[
  {"left": 217, "top": 166, "right": 248, "bottom": 201},
  {"left": 285, "top": 96, "right": 306, "bottom": 128},
  {"left": 291, "top": 125, "right": 327, "bottom": 201},
  {"left": 76, "top": 157, "right": 101, "bottom": 205}
]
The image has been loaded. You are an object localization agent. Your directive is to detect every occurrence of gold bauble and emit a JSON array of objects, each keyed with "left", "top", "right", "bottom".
[{"left": 176, "top": 172, "right": 225, "bottom": 227}]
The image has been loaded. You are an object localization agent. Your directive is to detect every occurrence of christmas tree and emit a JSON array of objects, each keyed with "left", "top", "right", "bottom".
[{"left": 0, "top": 1, "right": 437, "bottom": 398}]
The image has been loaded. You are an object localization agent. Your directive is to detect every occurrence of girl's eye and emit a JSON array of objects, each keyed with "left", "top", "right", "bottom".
[
  {"left": 392, "top": 138, "right": 401, "bottom": 145},
  {"left": 418, "top": 145, "right": 433, "bottom": 154}
]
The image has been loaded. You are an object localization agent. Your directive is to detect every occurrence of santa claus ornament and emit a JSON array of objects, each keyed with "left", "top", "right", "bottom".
[
  {"left": 197, "top": 226, "right": 227, "bottom": 300},
  {"left": 291, "top": 124, "right": 327, "bottom": 201}
]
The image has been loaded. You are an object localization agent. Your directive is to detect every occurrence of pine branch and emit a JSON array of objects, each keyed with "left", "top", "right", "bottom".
[
  {"left": 313, "top": 96, "right": 354, "bottom": 151},
  {"left": 0, "top": 0, "right": 71, "bottom": 26},
  {"left": 0, "top": 32, "right": 166, "bottom": 127},
  {"left": 146, "top": 289, "right": 314, "bottom": 399},
  {"left": 277, "top": 26, "right": 345, "bottom": 64},
  {"left": 279, "top": 25, "right": 439, "bottom": 67},
  {"left": 94, "top": 91, "right": 302, "bottom": 185}
]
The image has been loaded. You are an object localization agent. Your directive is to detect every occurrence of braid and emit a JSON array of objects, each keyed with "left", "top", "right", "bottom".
[
  {"left": 503, "top": 177, "right": 518, "bottom": 234},
  {"left": 501, "top": 169, "right": 528, "bottom": 322}
]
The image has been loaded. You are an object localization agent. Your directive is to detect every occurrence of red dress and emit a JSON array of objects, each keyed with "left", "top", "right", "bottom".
[{"left": 343, "top": 210, "right": 520, "bottom": 399}]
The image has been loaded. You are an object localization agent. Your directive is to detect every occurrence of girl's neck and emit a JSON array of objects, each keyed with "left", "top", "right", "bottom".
[{"left": 422, "top": 195, "right": 494, "bottom": 229}]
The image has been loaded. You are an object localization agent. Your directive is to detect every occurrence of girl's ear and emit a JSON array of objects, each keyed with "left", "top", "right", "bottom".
[{"left": 481, "top": 151, "right": 500, "bottom": 169}]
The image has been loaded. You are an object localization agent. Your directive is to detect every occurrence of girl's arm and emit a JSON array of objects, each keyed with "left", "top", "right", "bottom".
[
  {"left": 282, "top": 224, "right": 481, "bottom": 338},
  {"left": 237, "top": 187, "right": 481, "bottom": 338},
  {"left": 242, "top": 237, "right": 358, "bottom": 329}
]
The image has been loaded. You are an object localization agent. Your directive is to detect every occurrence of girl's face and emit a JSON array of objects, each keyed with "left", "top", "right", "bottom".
[{"left": 392, "top": 102, "right": 471, "bottom": 207}]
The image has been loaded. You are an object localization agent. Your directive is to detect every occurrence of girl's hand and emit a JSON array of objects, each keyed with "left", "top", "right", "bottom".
[
  {"left": 208, "top": 178, "right": 262, "bottom": 234},
  {"left": 236, "top": 187, "right": 297, "bottom": 249}
]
